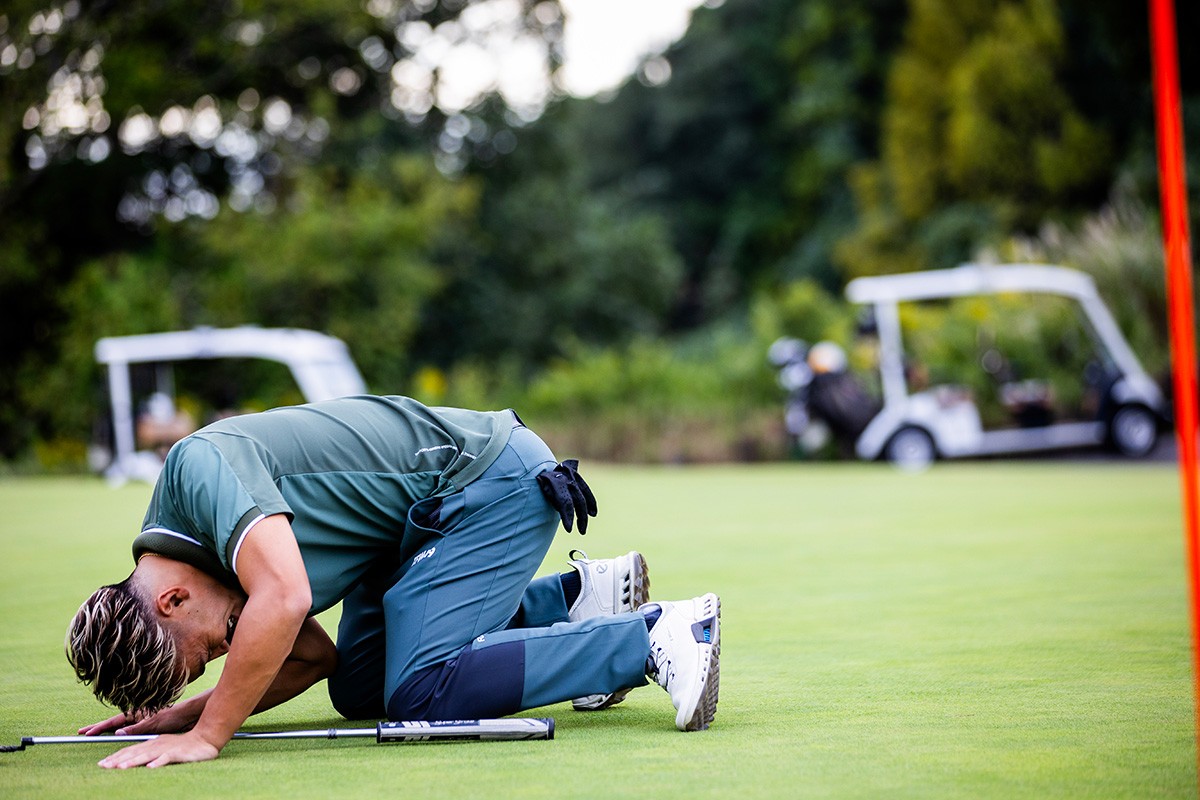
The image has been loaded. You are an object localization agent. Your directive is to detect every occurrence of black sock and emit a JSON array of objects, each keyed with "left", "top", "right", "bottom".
[
  {"left": 642, "top": 605, "right": 661, "bottom": 632},
  {"left": 560, "top": 570, "right": 581, "bottom": 608}
]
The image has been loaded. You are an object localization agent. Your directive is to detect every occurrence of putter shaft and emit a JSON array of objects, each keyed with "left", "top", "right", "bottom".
[{"left": 3, "top": 718, "right": 554, "bottom": 751}]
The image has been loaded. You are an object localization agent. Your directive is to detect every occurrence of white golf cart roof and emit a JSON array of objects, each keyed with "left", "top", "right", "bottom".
[
  {"left": 847, "top": 262, "right": 1106, "bottom": 305},
  {"left": 95, "top": 326, "right": 367, "bottom": 483}
]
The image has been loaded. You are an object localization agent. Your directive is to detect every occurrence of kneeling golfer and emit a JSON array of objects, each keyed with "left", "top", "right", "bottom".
[{"left": 67, "top": 395, "right": 721, "bottom": 768}]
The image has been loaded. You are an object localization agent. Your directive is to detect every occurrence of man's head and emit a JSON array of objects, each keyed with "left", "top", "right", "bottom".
[
  {"left": 66, "top": 577, "right": 185, "bottom": 714},
  {"left": 66, "top": 556, "right": 243, "bottom": 715}
]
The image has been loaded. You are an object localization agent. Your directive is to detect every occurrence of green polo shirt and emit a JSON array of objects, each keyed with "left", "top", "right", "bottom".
[{"left": 133, "top": 395, "right": 515, "bottom": 613}]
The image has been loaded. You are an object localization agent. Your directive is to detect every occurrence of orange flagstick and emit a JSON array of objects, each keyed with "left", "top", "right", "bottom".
[{"left": 1149, "top": 0, "right": 1200, "bottom": 763}]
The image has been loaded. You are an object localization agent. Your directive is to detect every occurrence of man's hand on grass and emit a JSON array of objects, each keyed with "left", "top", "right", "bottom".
[
  {"left": 80, "top": 696, "right": 204, "bottom": 737},
  {"left": 97, "top": 730, "right": 220, "bottom": 769}
]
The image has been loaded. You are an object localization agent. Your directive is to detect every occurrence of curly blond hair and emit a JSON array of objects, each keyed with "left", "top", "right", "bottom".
[{"left": 65, "top": 578, "right": 187, "bottom": 715}]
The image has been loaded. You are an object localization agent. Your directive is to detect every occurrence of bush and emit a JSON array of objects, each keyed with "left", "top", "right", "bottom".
[
  {"left": 434, "top": 321, "right": 789, "bottom": 463},
  {"left": 750, "top": 278, "right": 856, "bottom": 346}
]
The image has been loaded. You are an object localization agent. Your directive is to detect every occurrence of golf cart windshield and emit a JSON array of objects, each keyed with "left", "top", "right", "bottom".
[{"left": 843, "top": 264, "right": 1164, "bottom": 462}]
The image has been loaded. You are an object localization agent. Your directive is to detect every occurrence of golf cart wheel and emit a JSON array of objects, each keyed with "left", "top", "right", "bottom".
[
  {"left": 884, "top": 427, "right": 936, "bottom": 471},
  {"left": 1109, "top": 404, "right": 1158, "bottom": 458}
]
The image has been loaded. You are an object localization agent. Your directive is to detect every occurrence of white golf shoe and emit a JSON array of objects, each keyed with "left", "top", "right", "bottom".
[
  {"left": 645, "top": 593, "right": 721, "bottom": 731},
  {"left": 567, "top": 549, "right": 651, "bottom": 711}
]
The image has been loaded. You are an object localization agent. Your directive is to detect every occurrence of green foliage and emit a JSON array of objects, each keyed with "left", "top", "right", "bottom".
[
  {"left": 0, "top": 0, "right": 403, "bottom": 347},
  {"left": 944, "top": 0, "right": 1110, "bottom": 206},
  {"left": 567, "top": 0, "right": 905, "bottom": 319},
  {"left": 839, "top": 0, "right": 1114, "bottom": 279},
  {"left": 2, "top": 0, "right": 1198, "bottom": 466},
  {"left": 774, "top": 0, "right": 907, "bottom": 286},
  {"left": 1006, "top": 186, "right": 1171, "bottom": 378},
  {"left": 452, "top": 324, "right": 785, "bottom": 463},
  {"left": 31, "top": 154, "right": 477, "bottom": 444},
  {"left": 833, "top": 164, "right": 929, "bottom": 276},
  {"left": 194, "top": 155, "right": 479, "bottom": 390},
  {"left": 750, "top": 278, "right": 856, "bottom": 347},
  {"left": 0, "top": 0, "right": 556, "bottom": 458},
  {"left": 440, "top": 170, "right": 684, "bottom": 366},
  {"left": 17, "top": 249, "right": 184, "bottom": 447}
]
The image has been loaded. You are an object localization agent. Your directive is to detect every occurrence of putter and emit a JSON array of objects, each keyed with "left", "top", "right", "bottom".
[{"left": 0, "top": 718, "right": 554, "bottom": 752}]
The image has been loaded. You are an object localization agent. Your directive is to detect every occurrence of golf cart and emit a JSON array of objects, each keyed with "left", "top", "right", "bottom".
[
  {"left": 771, "top": 264, "right": 1167, "bottom": 468},
  {"left": 95, "top": 326, "right": 367, "bottom": 483}
]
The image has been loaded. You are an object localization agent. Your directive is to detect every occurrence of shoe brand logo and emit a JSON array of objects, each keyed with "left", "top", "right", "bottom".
[{"left": 413, "top": 546, "right": 437, "bottom": 566}]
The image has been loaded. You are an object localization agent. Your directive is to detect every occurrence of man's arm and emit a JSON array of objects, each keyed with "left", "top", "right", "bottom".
[
  {"left": 255, "top": 616, "right": 339, "bottom": 710},
  {"left": 80, "top": 617, "right": 337, "bottom": 737},
  {"left": 98, "top": 514, "right": 311, "bottom": 768}
]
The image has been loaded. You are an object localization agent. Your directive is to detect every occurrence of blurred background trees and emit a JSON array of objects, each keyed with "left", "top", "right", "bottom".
[{"left": 1, "top": 0, "right": 1196, "bottom": 467}]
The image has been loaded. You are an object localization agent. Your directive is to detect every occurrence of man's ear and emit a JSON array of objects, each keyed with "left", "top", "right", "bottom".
[{"left": 155, "top": 586, "right": 191, "bottom": 617}]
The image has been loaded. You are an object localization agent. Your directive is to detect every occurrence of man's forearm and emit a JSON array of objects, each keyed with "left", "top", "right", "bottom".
[
  {"left": 143, "top": 617, "right": 332, "bottom": 734},
  {"left": 188, "top": 591, "right": 309, "bottom": 749},
  {"left": 188, "top": 514, "right": 316, "bottom": 750},
  {"left": 176, "top": 668, "right": 324, "bottom": 721},
  {"left": 254, "top": 618, "right": 338, "bottom": 713}
]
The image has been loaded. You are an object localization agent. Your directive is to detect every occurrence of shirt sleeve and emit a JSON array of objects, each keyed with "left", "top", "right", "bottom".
[{"left": 158, "top": 435, "right": 294, "bottom": 573}]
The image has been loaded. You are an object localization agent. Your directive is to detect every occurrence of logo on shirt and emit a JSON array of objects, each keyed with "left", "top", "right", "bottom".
[{"left": 413, "top": 546, "right": 437, "bottom": 567}]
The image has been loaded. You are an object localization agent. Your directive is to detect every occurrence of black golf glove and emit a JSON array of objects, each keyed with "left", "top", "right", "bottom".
[{"left": 537, "top": 459, "right": 598, "bottom": 534}]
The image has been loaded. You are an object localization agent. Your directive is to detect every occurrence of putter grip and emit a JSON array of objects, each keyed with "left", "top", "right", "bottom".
[{"left": 375, "top": 718, "right": 554, "bottom": 742}]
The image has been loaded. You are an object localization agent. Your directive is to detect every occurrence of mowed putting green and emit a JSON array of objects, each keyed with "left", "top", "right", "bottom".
[{"left": 0, "top": 462, "right": 1195, "bottom": 798}]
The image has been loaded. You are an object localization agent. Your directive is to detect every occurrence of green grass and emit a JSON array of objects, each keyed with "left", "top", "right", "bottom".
[{"left": 0, "top": 463, "right": 1195, "bottom": 798}]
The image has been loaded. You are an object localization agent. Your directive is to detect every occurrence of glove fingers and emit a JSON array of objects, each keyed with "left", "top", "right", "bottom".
[
  {"left": 559, "top": 459, "right": 597, "bottom": 518},
  {"left": 574, "top": 473, "right": 598, "bottom": 517},
  {"left": 537, "top": 472, "right": 575, "bottom": 532},
  {"left": 559, "top": 485, "right": 576, "bottom": 532},
  {"left": 566, "top": 480, "right": 588, "bottom": 534},
  {"left": 536, "top": 460, "right": 597, "bottom": 534}
]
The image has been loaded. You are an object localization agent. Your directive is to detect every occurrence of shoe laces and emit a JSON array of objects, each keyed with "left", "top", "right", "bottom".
[{"left": 647, "top": 642, "right": 676, "bottom": 689}]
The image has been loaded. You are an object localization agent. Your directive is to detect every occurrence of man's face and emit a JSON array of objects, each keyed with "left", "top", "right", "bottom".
[{"left": 168, "top": 586, "right": 244, "bottom": 683}]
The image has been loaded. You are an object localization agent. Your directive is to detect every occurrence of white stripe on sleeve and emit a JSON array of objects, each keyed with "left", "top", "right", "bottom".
[{"left": 229, "top": 513, "right": 267, "bottom": 575}]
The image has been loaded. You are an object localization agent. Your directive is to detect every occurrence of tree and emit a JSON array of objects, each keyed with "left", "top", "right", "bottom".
[
  {"left": 0, "top": 0, "right": 562, "bottom": 457},
  {"left": 838, "top": 0, "right": 1117, "bottom": 278},
  {"left": 34, "top": 154, "right": 480, "bottom": 443},
  {"left": 414, "top": 97, "right": 685, "bottom": 370},
  {"left": 564, "top": 0, "right": 803, "bottom": 328},
  {"left": 554, "top": 0, "right": 904, "bottom": 327}
]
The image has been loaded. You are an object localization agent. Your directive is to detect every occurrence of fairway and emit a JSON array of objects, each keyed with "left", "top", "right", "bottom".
[{"left": 0, "top": 463, "right": 1194, "bottom": 798}]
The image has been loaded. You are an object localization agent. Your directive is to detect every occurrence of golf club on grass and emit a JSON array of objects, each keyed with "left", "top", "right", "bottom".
[{"left": 0, "top": 718, "right": 554, "bottom": 752}]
